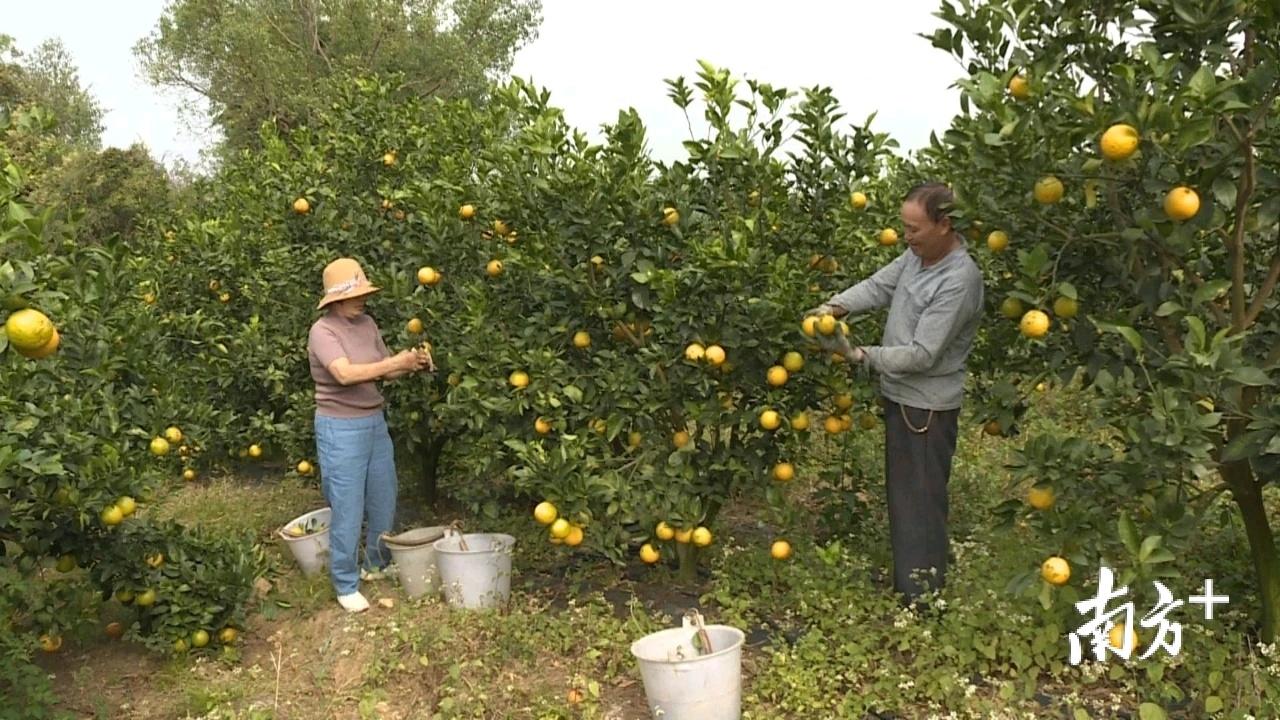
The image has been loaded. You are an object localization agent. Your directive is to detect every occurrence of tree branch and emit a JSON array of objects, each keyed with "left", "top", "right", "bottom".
[
  {"left": 1246, "top": 247, "right": 1280, "bottom": 328},
  {"left": 1229, "top": 29, "right": 1257, "bottom": 333}
]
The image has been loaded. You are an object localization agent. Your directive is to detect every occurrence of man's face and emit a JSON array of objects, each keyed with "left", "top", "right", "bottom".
[{"left": 901, "top": 201, "right": 953, "bottom": 260}]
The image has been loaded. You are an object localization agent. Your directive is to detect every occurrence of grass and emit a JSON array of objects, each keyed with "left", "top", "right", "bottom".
[{"left": 43, "top": 383, "right": 1280, "bottom": 719}]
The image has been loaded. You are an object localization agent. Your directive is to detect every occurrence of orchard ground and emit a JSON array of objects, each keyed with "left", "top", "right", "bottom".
[{"left": 33, "top": 382, "right": 1277, "bottom": 719}]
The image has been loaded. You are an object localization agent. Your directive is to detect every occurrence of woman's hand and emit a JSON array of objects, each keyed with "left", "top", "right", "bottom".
[{"left": 393, "top": 349, "right": 428, "bottom": 372}]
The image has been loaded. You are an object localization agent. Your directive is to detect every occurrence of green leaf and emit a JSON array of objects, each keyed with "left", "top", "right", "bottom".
[
  {"left": 1098, "top": 323, "right": 1144, "bottom": 353},
  {"left": 1138, "top": 535, "right": 1162, "bottom": 562},
  {"left": 1188, "top": 65, "right": 1216, "bottom": 96},
  {"left": 1228, "top": 366, "right": 1271, "bottom": 386},
  {"left": 562, "top": 385, "right": 583, "bottom": 403},
  {"left": 1138, "top": 702, "right": 1167, "bottom": 720},
  {"left": 1155, "top": 301, "right": 1183, "bottom": 317},
  {"left": 1204, "top": 696, "right": 1223, "bottom": 713},
  {"left": 1192, "top": 279, "right": 1230, "bottom": 305},
  {"left": 1119, "top": 512, "right": 1140, "bottom": 556}
]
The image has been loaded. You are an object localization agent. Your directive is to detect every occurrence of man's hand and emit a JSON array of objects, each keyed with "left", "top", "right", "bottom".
[
  {"left": 830, "top": 332, "right": 865, "bottom": 363},
  {"left": 805, "top": 303, "right": 840, "bottom": 318},
  {"left": 416, "top": 344, "right": 437, "bottom": 373}
]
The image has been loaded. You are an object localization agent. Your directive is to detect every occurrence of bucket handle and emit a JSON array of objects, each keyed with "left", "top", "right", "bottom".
[
  {"left": 448, "top": 519, "right": 470, "bottom": 551},
  {"left": 682, "top": 609, "right": 713, "bottom": 656}
]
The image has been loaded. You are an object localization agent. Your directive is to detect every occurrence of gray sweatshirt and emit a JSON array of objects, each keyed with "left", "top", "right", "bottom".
[{"left": 828, "top": 243, "right": 984, "bottom": 411}]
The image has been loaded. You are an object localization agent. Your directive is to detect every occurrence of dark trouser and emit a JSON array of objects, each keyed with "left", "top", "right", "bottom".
[{"left": 884, "top": 398, "right": 960, "bottom": 603}]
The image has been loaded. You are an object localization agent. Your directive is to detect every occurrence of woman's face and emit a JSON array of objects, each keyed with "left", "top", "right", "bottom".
[{"left": 333, "top": 296, "right": 367, "bottom": 319}]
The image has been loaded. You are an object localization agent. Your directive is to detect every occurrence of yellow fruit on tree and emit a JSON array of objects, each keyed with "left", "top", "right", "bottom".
[
  {"left": 297, "top": 460, "right": 313, "bottom": 475},
  {"left": 101, "top": 504, "right": 123, "bottom": 527},
  {"left": 1000, "top": 297, "right": 1025, "bottom": 320},
  {"left": 1108, "top": 623, "right": 1140, "bottom": 651},
  {"left": 767, "top": 365, "right": 789, "bottom": 387},
  {"left": 550, "top": 518, "right": 571, "bottom": 539},
  {"left": 858, "top": 412, "right": 877, "bottom": 430},
  {"left": 534, "top": 501, "right": 558, "bottom": 525},
  {"left": 878, "top": 228, "right": 899, "bottom": 246},
  {"left": 218, "top": 292, "right": 232, "bottom": 304},
  {"left": 801, "top": 316, "right": 820, "bottom": 337},
  {"left": 759, "top": 409, "right": 781, "bottom": 431},
  {"left": 56, "top": 554, "right": 76, "bottom": 573},
  {"left": 817, "top": 314, "right": 838, "bottom": 336},
  {"left": 417, "top": 266, "right": 441, "bottom": 286},
  {"left": 5, "top": 308, "right": 54, "bottom": 352},
  {"left": 849, "top": 191, "right": 868, "bottom": 210},
  {"left": 292, "top": 197, "right": 310, "bottom": 214},
  {"left": 219, "top": 627, "right": 239, "bottom": 645},
  {"left": 117, "top": 496, "right": 137, "bottom": 517},
  {"left": 1008, "top": 74, "right": 1029, "bottom": 100},
  {"left": 535, "top": 417, "right": 553, "bottom": 435},
  {"left": 986, "top": 230, "right": 1009, "bottom": 253},
  {"left": 183, "top": 468, "right": 197, "bottom": 481},
  {"left": 406, "top": 318, "right": 424, "bottom": 334},
  {"left": 459, "top": 204, "right": 475, "bottom": 220},
  {"left": 639, "top": 543, "right": 661, "bottom": 564},
  {"left": 834, "top": 393, "right": 854, "bottom": 411},
  {"left": 164, "top": 426, "right": 183, "bottom": 444},
  {"left": 839, "top": 414, "right": 853, "bottom": 431},
  {"left": 382, "top": 151, "right": 397, "bottom": 167},
  {"left": 486, "top": 259, "right": 504, "bottom": 278},
  {"left": 493, "top": 219, "right": 510, "bottom": 236},
  {"left": 674, "top": 527, "right": 694, "bottom": 544},
  {"left": 1100, "top": 123, "right": 1139, "bottom": 161},
  {"left": 1041, "top": 556, "right": 1071, "bottom": 586},
  {"left": 40, "top": 634, "right": 62, "bottom": 653},
  {"left": 248, "top": 444, "right": 263, "bottom": 459},
  {"left": 790, "top": 412, "right": 810, "bottom": 431},
  {"left": 771, "top": 540, "right": 792, "bottom": 560},
  {"left": 1164, "top": 186, "right": 1200, "bottom": 221},
  {"left": 824, "top": 415, "right": 844, "bottom": 434},
  {"left": 628, "top": 430, "right": 643, "bottom": 449},
  {"left": 146, "top": 553, "right": 164, "bottom": 568},
  {"left": 1020, "top": 310, "right": 1051, "bottom": 339},
  {"left": 1027, "top": 486, "right": 1056, "bottom": 510},
  {"left": 672, "top": 430, "right": 690, "bottom": 449},
  {"left": 782, "top": 351, "right": 804, "bottom": 373},
  {"left": 655, "top": 522, "right": 675, "bottom": 541},
  {"left": 564, "top": 526, "right": 584, "bottom": 547},
  {"left": 509, "top": 370, "right": 530, "bottom": 389},
  {"left": 143, "top": 292, "right": 156, "bottom": 305},
  {"left": 1034, "top": 176, "right": 1064, "bottom": 204},
  {"left": 773, "top": 462, "right": 795, "bottom": 482},
  {"left": 662, "top": 207, "right": 680, "bottom": 226},
  {"left": 684, "top": 342, "right": 706, "bottom": 362},
  {"left": 572, "top": 331, "right": 591, "bottom": 349},
  {"left": 149, "top": 437, "right": 170, "bottom": 456},
  {"left": 1053, "top": 296, "right": 1079, "bottom": 319},
  {"left": 691, "top": 527, "right": 712, "bottom": 547},
  {"left": 17, "top": 326, "right": 60, "bottom": 359},
  {"left": 173, "top": 639, "right": 188, "bottom": 653},
  {"left": 704, "top": 344, "right": 726, "bottom": 366}
]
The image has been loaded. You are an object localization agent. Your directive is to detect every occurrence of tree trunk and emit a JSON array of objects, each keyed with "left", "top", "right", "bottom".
[
  {"left": 418, "top": 434, "right": 448, "bottom": 509},
  {"left": 675, "top": 542, "right": 699, "bottom": 584},
  {"left": 1225, "top": 458, "right": 1280, "bottom": 642}
]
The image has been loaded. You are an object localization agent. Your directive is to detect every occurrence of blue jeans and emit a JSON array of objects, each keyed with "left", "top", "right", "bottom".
[{"left": 314, "top": 411, "right": 398, "bottom": 596}]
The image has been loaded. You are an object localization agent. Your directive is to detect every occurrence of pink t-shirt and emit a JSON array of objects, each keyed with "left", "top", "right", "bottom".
[{"left": 308, "top": 311, "right": 391, "bottom": 418}]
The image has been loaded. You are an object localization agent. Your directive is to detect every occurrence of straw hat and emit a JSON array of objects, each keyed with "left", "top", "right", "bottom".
[{"left": 317, "top": 258, "right": 380, "bottom": 310}]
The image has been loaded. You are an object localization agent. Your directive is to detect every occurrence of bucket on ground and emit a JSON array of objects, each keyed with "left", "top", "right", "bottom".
[
  {"left": 432, "top": 533, "right": 515, "bottom": 609},
  {"left": 278, "top": 507, "right": 331, "bottom": 576},
  {"left": 381, "top": 526, "right": 450, "bottom": 599},
  {"left": 629, "top": 617, "right": 745, "bottom": 720}
]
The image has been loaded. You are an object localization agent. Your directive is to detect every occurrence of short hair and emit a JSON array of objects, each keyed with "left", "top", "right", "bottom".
[{"left": 904, "top": 182, "right": 955, "bottom": 224}]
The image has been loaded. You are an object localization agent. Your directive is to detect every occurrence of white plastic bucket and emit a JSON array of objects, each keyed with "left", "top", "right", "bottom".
[
  {"left": 278, "top": 507, "right": 331, "bottom": 576},
  {"left": 630, "top": 621, "right": 745, "bottom": 720},
  {"left": 382, "top": 526, "right": 449, "bottom": 599},
  {"left": 432, "top": 533, "right": 515, "bottom": 609}
]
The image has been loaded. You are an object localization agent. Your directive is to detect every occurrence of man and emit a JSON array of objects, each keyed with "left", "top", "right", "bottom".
[{"left": 814, "top": 181, "right": 984, "bottom": 605}]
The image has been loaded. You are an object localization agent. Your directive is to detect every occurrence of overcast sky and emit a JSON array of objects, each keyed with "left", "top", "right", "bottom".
[{"left": 6, "top": 0, "right": 962, "bottom": 170}]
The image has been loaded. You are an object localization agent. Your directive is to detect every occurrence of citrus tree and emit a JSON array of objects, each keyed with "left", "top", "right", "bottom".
[
  {"left": 0, "top": 108, "right": 264, "bottom": 713},
  {"left": 128, "top": 64, "right": 916, "bottom": 580},
  {"left": 920, "top": 0, "right": 1280, "bottom": 639}
]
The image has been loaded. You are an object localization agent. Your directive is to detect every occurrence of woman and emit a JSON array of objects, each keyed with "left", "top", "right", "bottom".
[{"left": 307, "top": 257, "right": 434, "bottom": 612}]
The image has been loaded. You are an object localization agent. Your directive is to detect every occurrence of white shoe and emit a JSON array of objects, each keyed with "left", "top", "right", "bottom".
[{"left": 337, "top": 591, "right": 370, "bottom": 613}]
